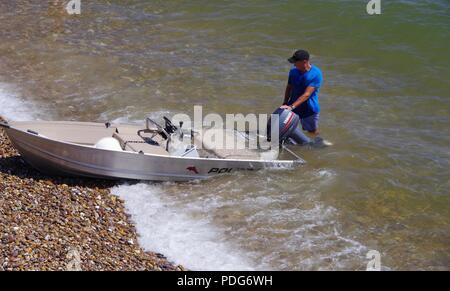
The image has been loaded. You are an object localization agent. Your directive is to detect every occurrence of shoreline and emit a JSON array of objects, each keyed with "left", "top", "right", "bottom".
[{"left": 0, "top": 116, "right": 184, "bottom": 271}]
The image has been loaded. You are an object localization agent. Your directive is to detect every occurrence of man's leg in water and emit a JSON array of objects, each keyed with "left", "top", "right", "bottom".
[
  {"left": 307, "top": 129, "right": 319, "bottom": 137},
  {"left": 300, "top": 113, "right": 333, "bottom": 146},
  {"left": 300, "top": 113, "right": 320, "bottom": 137}
]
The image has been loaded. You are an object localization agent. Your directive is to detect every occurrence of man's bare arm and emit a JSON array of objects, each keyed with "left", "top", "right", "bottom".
[
  {"left": 291, "top": 86, "right": 315, "bottom": 108},
  {"left": 283, "top": 84, "right": 292, "bottom": 105}
]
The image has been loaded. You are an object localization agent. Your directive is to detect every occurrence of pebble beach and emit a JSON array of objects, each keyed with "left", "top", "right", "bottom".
[
  {"left": 0, "top": 0, "right": 448, "bottom": 271},
  {"left": 0, "top": 117, "right": 183, "bottom": 271}
]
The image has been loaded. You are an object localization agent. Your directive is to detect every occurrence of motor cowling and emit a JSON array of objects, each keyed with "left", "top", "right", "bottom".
[{"left": 266, "top": 108, "right": 301, "bottom": 143}]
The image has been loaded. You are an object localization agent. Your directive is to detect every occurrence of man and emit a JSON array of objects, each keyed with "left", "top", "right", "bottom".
[{"left": 280, "top": 49, "right": 330, "bottom": 146}]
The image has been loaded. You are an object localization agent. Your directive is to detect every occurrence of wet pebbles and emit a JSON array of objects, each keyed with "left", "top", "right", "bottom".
[{"left": 0, "top": 117, "right": 183, "bottom": 271}]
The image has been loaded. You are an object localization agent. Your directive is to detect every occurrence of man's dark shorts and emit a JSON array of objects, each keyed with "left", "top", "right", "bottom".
[{"left": 300, "top": 113, "right": 319, "bottom": 132}]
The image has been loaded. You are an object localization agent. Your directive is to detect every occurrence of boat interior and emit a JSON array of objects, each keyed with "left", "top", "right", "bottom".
[{"left": 10, "top": 117, "right": 279, "bottom": 160}]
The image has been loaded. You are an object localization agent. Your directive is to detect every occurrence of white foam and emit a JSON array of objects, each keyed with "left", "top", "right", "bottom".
[
  {"left": 0, "top": 83, "right": 38, "bottom": 121},
  {"left": 111, "top": 182, "right": 256, "bottom": 271},
  {"left": 317, "top": 169, "right": 335, "bottom": 178}
]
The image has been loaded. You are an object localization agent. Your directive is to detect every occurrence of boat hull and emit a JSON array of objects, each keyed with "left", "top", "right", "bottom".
[{"left": 3, "top": 125, "right": 297, "bottom": 181}]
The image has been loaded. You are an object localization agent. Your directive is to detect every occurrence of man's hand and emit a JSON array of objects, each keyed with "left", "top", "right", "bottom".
[{"left": 280, "top": 105, "right": 292, "bottom": 110}]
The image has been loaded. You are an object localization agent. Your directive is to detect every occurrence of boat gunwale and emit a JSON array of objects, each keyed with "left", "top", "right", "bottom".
[{"left": 6, "top": 121, "right": 302, "bottom": 166}]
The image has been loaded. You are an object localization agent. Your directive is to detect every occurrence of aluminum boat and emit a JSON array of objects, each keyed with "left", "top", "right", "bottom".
[{"left": 0, "top": 116, "right": 304, "bottom": 181}]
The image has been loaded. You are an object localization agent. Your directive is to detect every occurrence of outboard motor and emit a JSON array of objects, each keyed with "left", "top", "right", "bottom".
[{"left": 267, "top": 108, "right": 311, "bottom": 145}]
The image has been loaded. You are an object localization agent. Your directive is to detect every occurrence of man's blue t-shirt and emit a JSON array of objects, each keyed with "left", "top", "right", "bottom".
[{"left": 287, "top": 65, "right": 323, "bottom": 118}]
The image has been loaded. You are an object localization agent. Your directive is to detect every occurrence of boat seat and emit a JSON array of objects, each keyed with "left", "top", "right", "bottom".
[
  {"left": 195, "top": 129, "right": 261, "bottom": 160},
  {"left": 112, "top": 133, "right": 169, "bottom": 156},
  {"left": 12, "top": 121, "right": 118, "bottom": 145}
]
